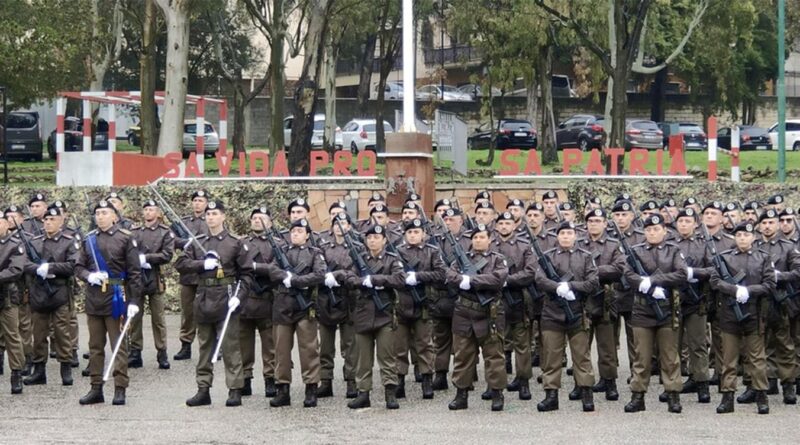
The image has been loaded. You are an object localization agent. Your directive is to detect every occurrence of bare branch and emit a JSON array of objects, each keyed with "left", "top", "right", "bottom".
[
  {"left": 632, "top": 0, "right": 708, "bottom": 74},
  {"left": 534, "top": 0, "right": 612, "bottom": 73}
]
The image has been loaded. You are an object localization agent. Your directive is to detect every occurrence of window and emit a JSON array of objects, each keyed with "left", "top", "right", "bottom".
[
  {"left": 283, "top": 118, "right": 292, "bottom": 130},
  {"left": 7, "top": 113, "right": 37, "bottom": 129},
  {"left": 631, "top": 121, "right": 659, "bottom": 131},
  {"left": 718, "top": 128, "right": 730, "bottom": 136},
  {"left": 787, "top": 123, "right": 800, "bottom": 132},
  {"left": 184, "top": 124, "right": 215, "bottom": 134}
]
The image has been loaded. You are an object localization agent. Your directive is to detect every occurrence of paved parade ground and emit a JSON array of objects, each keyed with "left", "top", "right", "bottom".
[{"left": 0, "top": 314, "right": 796, "bottom": 444}]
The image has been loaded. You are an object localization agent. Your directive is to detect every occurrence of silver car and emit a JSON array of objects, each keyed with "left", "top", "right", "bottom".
[
  {"left": 624, "top": 119, "right": 663, "bottom": 150},
  {"left": 416, "top": 84, "right": 473, "bottom": 102},
  {"left": 283, "top": 114, "right": 343, "bottom": 149},
  {"left": 341, "top": 119, "right": 394, "bottom": 153},
  {"left": 182, "top": 120, "right": 220, "bottom": 158}
]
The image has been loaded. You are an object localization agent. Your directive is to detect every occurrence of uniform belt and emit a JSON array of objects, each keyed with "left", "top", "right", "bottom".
[
  {"left": 200, "top": 277, "right": 236, "bottom": 287},
  {"left": 457, "top": 296, "right": 487, "bottom": 311},
  {"left": 635, "top": 295, "right": 669, "bottom": 307}
]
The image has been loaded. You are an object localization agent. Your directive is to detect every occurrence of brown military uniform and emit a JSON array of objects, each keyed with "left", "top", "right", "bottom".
[
  {"left": 704, "top": 229, "right": 736, "bottom": 377},
  {"left": 130, "top": 223, "right": 175, "bottom": 353},
  {"left": 241, "top": 232, "right": 278, "bottom": 385},
  {"left": 75, "top": 225, "right": 143, "bottom": 389},
  {"left": 175, "top": 230, "right": 253, "bottom": 390},
  {"left": 527, "top": 227, "right": 558, "bottom": 360},
  {"left": 624, "top": 240, "right": 687, "bottom": 394},
  {"left": 432, "top": 228, "right": 472, "bottom": 375},
  {"left": 446, "top": 250, "right": 508, "bottom": 391},
  {"left": 0, "top": 235, "right": 26, "bottom": 375},
  {"left": 612, "top": 227, "right": 645, "bottom": 371},
  {"left": 176, "top": 214, "right": 208, "bottom": 346},
  {"left": 537, "top": 245, "right": 599, "bottom": 390},
  {"left": 10, "top": 228, "right": 35, "bottom": 367}
]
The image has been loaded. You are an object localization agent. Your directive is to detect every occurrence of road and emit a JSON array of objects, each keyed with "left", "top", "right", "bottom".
[{"left": 0, "top": 314, "right": 795, "bottom": 444}]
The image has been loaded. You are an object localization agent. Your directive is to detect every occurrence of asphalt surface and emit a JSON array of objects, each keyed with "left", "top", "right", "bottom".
[{"left": 0, "top": 314, "right": 797, "bottom": 444}]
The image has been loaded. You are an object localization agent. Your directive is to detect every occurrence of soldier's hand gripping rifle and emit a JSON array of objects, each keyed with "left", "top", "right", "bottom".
[
  {"left": 13, "top": 219, "right": 57, "bottom": 297},
  {"left": 441, "top": 225, "right": 492, "bottom": 307},
  {"left": 306, "top": 223, "right": 339, "bottom": 307},
  {"left": 700, "top": 223, "right": 749, "bottom": 322},
  {"left": 383, "top": 233, "right": 425, "bottom": 305},
  {"left": 336, "top": 218, "right": 389, "bottom": 311},
  {"left": 610, "top": 220, "right": 669, "bottom": 323},
  {"left": 450, "top": 198, "right": 476, "bottom": 232},
  {"left": 527, "top": 222, "right": 579, "bottom": 324},
  {"left": 266, "top": 227, "right": 313, "bottom": 311}
]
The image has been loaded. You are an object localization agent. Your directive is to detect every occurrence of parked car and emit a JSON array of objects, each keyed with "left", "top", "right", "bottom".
[
  {"left": 456, "top": 83, "right": 502, "bottom": 100},
  {"left": 468, "top": 119, "right": 537, "bottom": 150},
  {"left": 416, "top": 84, "right": 472, "bottom": 102},
  {"left": 2, "top": 111, "right": 43, "bottom": 161},
  {"left": 182, "top": 120, "right": 220, "bottom": 158},
  {"left": 46, "top": 116, "right": 109, "bottom": 160},
  {"left": 657, "top": 122, "right": 708, "bottom": 150},
  {"left": 127, "top": 125, "right": 141, "bottom": 146},
  {"left": 717, "top": 126, "right": 772, "bottom": 151},
  {"left": 551, "top": 75, "right": 577, "bottom": 98},
  {"left": 376, "top": 81, "right": 404, "bottom": 100},
  {"left": 340, "top": 119, "right": 394, "bottom": 153},
  {"left": 555, "top": 114, "right": 606, "bottom": 151},
  {"left": 283, "top": 114, "right": 343, "bottom": 150},
  {"left": 624, "top": 119, "right": 663, "bottom": 150},
  {"left": 767, "top": 119, "right": 800, "bottom": 151}
]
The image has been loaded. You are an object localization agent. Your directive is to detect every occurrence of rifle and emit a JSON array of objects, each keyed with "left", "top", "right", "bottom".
[
  {"left": 211, "top": 281, "right": 242, "bottom": 364},
  {"left": 306, "top": 224, "right": 339, "bottom": 307},
  {"left": 519, "top": 221, "right": 544, "bottom": 302},
  {"left": 12, "top": 219, "right": 57, "bottom": 297},
  {"left": 451, "top": 199, "right": 476, "bottom": 232},
  {"left": 336, "top": 218, "right": 389, "bottom": 312},
  {"left": 527, "top": 221, "right": 579, "bottom": 324},
  {"left": 265, "top": 227, "right": 313, "bottom": 311},
  {"left": 23, "top": 205, "right": 44, "bottom": 236},
  {"left": 700, "top": 223, "right": 749, "bottom": 321},
  {"left": 384, "top": 236, "right": 425, "bottom": 305},
  {"left": 682, "top": 257, "right": 704, "bottom": 306},
  {"left": 440, "top": 224, "right": 492, "bottom": 307},
  {"left": 417, "top": 205, "right": 440, "bottom": 250},
  {"left": 609, "top": 219, "right": 669, "bottom": 323}
]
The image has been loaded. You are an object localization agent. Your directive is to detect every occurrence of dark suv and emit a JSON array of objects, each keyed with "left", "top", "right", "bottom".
[
  {"left": 468, "top": 119, "right": 537, "bottom": 150},
  {"left": 555, "top": 114, "right": 605, "bottom": 150},
  {"left": 2, "top": 112, "right": 43, "bottom": 161}
]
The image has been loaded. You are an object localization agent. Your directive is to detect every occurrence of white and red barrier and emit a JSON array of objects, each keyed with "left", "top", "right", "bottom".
[{"left": 707, "top": 116, "right": 740, "bottom": 183}]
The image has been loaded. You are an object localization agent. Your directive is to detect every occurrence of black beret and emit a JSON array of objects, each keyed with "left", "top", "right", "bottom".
[
  {"left": 474, "top": 191, "right": 491, "bottom": 202},
  {"left": 612, "top": 200, "right": 634, "bottom": 213},
  {"left": 475, "top": 201, "right": 495, "bottom": 211},
  {"left": 676, "top": 208, "right": 697, "bottom": 220},
  {"left": 402, "top": 202, "right": 420, "bottom": 212},
  {"left": 105, "top": 192, "right": 123, "bottom": 202},
  {"left": 403, "top": 218, "right": 424, "bottom": 232},
  {"left": 328, "top": 201, "right": 347, "bottom": 213},
  {"left": 683, "top": 197, "right": 698, "bottom": 207},
  {"left": 559, "top": 202, "right": 575, "bottom": 211},
  {"left": 94, "top": 200, "right": 114, "bottom": 213},
  {"left": 44, "top": 206, "right": 61, "bottom": 218},
  {"left": 290, "top": 218, "right": 311, "bottom": 232},
  {"left": 724, "top": 202, "right": 740, "bottom": 212},
  {"left": 470, "top": 224, "right": 490, "bottom": 237},
  {"left": 586, "top": 208, "right": 607, "bottom": 219},
  {"left": 29, "top": 193, "right": 47, "bottom": 206},
  {"left": 779, "top": 208, "right": 796, "bottom": 218},
  {"left": 142, "top": 199, "right": 159, "bottom": 209},
  {"left": 406, "top": 192, "right": 421, "bottom": 203},
  {"left": 205, "top": 200, "right": 225, "bottom": 212},
  {"left": 542, "top": 190, "right": 558, "bottom": 200},
  {"left": 759, "top": 209, "right": 779, "bottom": 222},
  {"left": 496, "top": 212, "right": 514, "bottom": 222},
  {"left": 743, "top": 201, "right": 760, "bottom": 211},
  {"left": 434, "top": 199, "right": 452, "bottom": 210},
  {"left": 3, "top": 205, "right": 22, "bottom": 216},
  {"left": 287, "top": 198, "right": 310, "bottom": 213},
  {"left": 767, "top": 194, "right": 784, "bottom": 205},
  {"left": 643, "top": 215, "right": 664, "bottom": 228},
  {"left": 586, "top": 197, "right": 602, "bottom": 206},
  {"left": 615, "top": 193, "right": 632, "bottom": 203},
  {"left": 368, "top": 192, "right": 385, "bottom": 204},
  {"left": 661, "top": 199, "right": 677, "bottom": 208},
  {"left": 365, "top": 224, "right": 386, "bottom": 237},
  {"left": 702, "top": 201, "right": 724, "bottom": 213},
  {"left": 369, "top": 204, "right": 388, "bottom": 215},
  {"left": 444, "top": 208, "right": 462, "bottom": 217},
  {"left": 191, "top": 190, "right": 209, "bottom": 200},
  {"left": 332, "top": 213, "right": 352, "bottom": 226},
  {"left": 506, "top": 198, "right": 525, "bottom": 209},
  {"left": 526, "top": 202, "right": 544, "bottom": 212},
  {"left": 733, "top": 222, "right": 756, "bottom": 234},
  {"left": 52, "top": 200, "right": 68, "bottom": 210},
  {"left": 250, "top": 206, "right": 270, "bottom": 218},
  {"left": 556, "top": 221, "right": 576, "bottom": 234},
  {"left": 640, "top": 200, "right": 659, "bottom": 212}
]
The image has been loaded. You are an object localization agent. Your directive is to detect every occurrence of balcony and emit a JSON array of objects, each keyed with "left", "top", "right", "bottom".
[{"left": 423, "top": 45, "right": 483, "bottom": 66}]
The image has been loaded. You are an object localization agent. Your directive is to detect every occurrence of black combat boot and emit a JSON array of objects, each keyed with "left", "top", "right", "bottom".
[
  {"left": 226, "top": 389, "right": 242, "bottom": 407},
  {"left": 112, "top": 387, "right": 126, "bottom": 406},
  {"left": 709, "top": 371, "right": 720, "bottom": 386},
  {"left": 242, "top": 377, "right": 253, "bottom": 396},
  {"left": 737, "top": 386, "right": 756, "bottom": 404},
  {"left": 592, "top": 379, "right": 608, "bottom": 393},
  {"left": 128, "top": 349, "right": 143, "bottom": 369},
  {"left": 385, "top": 385, "right": 399, "bottom": 409},
  {"left": 432, "top": 371, "right": 448, "bottom": 391},
  {"left": 264, "top": 377, "right": 277, "bottom": 398},
  {"left": 481, "top": 387, "right": 494, "bottom": 400},
  {"left": 518, "top": 379, "right": 531, "bottom": 401},
  {"left": 658, "top": 390, "right": 668, "bottom": 403},
  {"left": 156, "top": 349, "right": 170, "bottom": 370},
  {"left": 421, "top": 374, "right": 434, "bottom": 399},
  {"left": 173, "top": 342, "right": 192, "bottom": 361},
  {"left": 348, "top": 391, "right": 371, "bottom": 409},
  {"left": 303, "top": 383, "right": 318, "bottom": 408},
  {"left": 448, "top": 387, "right": 468, "bottom": 410},
  {"left": 79, "top": 384, "right": 104, "bottom": 405},
  {"left": 82, "top": 352, "right": 90, "bottom": 359},
  {"left": 414, "top": 366, "right": 422, "bottom": 383},
  {"left": 537, "top": 389, "right": 558, "bottom": 412},
  {"left": 667, "top": 392, "right": 682, "bottom": 414},
  {"left": 767, "top": 378, "right": 779, "bottom": 395},
  {"left": 269, "top": 383, "right": 290, "bottom": 407},
  {"left": 70, "top": 350, "right": 79, "bottom": 368},
  {"left": 605, "top": 379, "right": 619, "bottom": 401},
  {"left": 186, "top": 387, "right": 211, "bottom": 406},
  {"left": 624, "top": 392, "right": 646, "bottom": 413},
  {"left": 318, "top": 379, "right": 333, "bottom": 398},
  {"left": 345, "top": 379, "right": 357, "bottom": 399},
  {"left": 506, "top": 376, "right": 520, "bottom": 392},
  {"left": 81, "top": 366, "right": 90, "bottom": 377},
  {"left": 696, "top": 381, "right": 710, "bottom": 403},
  {"left": 10, "top": 370, "right": 23, "bottom": 395},
  {"left": 395, "top": 375, "right": 406, "bottom": 399},
  {"left": 581, "top": 387, "right": 595, "bottom": 412},
  {"left": 756, "top": 390, "right": 769, "bottom": 414},
  {"left": 505, "top": 351, "right": 513, "bottom": 374},
  {"left": 23, "top": 362, "right": 46, "bottom": 385},
  {"left": 60, "top": 362, "right": 73, "bottom": 386},
  {"left": 681, "top": 377, "right": 697, "bottom": 394},
  {"left": 22, "top": 354, "right": 33, "bottom": 376},
  {"left": 716, "top": 391, "right": 734, "bottom": 414},
  {"left": 491, "top": 389, "right": 504, "bottom": 411},
  {"left": 783, "top": 382, "right": 797, "bottom": 405},
  {"left": 568, "top": 384, "right": 581, "bottom": 401}
]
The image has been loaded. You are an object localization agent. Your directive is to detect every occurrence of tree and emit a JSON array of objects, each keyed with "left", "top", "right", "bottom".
[{"left": 86, "top": 0, "right": 125, "bottom": 93}]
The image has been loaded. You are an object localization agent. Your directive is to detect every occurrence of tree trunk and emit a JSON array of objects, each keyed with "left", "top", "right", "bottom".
[
  {"left": 269, "top": 0, "right": 285, "bottom": 155},
  {"left": 140, "top": 0, "right": 158, "bottom": 155},
  {"left": 375, "top": 72, "right": 388, "bottom": 154},
  {"left": 356, "top": 33, "right": 377, "bottom": 117},
  {"left": 525, "top": 75, "right": 539, "bottom": 130},
  {"left": 476, "top": 71, "right": 496, "bottom": 167},
  {"left": 649, "top": 67, "right": 667, "bottom": 123},
  {"left": 232, "top": 81, "right": 246, "bottom": 157},
  {"left": 538, "top": 46, "right": 557, "bottom": 164},
  {"left": 155, "top": 0, "right": 190, "bottom": 156},
  {"left": 323, "top": 36, "right": 338, "bottom": 153}
]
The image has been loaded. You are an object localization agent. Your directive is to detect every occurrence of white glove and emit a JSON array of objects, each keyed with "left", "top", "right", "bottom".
[
  {"left": 459, "top": 275, "right": 471, "bottom": 290},
  {"left": 775, "top": 269, "right": 781, "bottom": 282},
  {"left": 562, "top": 291, "right": 576, "bottom": 301},
  {"left": 736, "top": 285, "right": 750, "bottom": 304},
  {"left": 638, "top": 277, "right": 652, "bottom": 294},
  {"left": 228, "top": 296, "right": 241, "bottom": 310},
  {"left": 652, "top": 287, "right": 667, "bottom": 300},
  {"left": 362, "top": 275, "right": 373, "bottom": 288},
  {"left": 556, "top": 282, "right": 570, "bottom": 298},
  {"left": 36, "top": 263, "right": 49, "bottom": 279},
  {"left": 325, "top": 272, "right": 340, "bottom": 288},
  {"left": 405, "top": 272, "right": 418, "bottom": 286},
  {"left": 283, "top": 272, "right": 293, "bottom": 288},
  {"left": 686, "top": 267, "right": 698, "bottom": 283},
  {"left": 204, "top": 258, "right": 219, "bottom": 270},
  {"left": 87, "top": 271, "right": 108, "bottom": 286},
  {"left": 139, "top": 254, "right": 152, "bottom": 269},
  {"left": 127, "top": 304, "right": 140, "bottom": 319}
]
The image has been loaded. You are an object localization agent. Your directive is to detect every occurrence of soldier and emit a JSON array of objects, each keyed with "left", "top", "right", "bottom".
[
  {"left": 492, "top": 212, "right": 536, "bottom": 401},
  {"left": 178, "top": 200, "right": 252, "bottom": 408},
  {"left": 173, "top": 189, "right": 210, "bottom": 361},
  {"left": 318, "top": 214, "right": 360, "bottom": 399},
  {"left": 661, "top": 199, "right": 679, "bottom": 226},
  {"left": 541, "top": 191, "right": 560, "bottom": 230},
  {"left": 684, "top": 197, "right": 702, "bottom": 215},
  {"left": 354, "top": 192, "right": 387, "bottom": 232},
  {"left": 400, "top": 202, "right": 421, "bottom": 223},
  {"left": 526, "top": 202, "right": 558, "bottom": 367},
  {"left": 580, "top": 208, "right": 626, "bottom": 402},
  {"left": 346, "top": 224, "right": 405, "bottom": 410},
  {"left": 241, "top": 207, "right": 278, "bottom": 398},
  {"left": 129, "top": 200, "right": 175, "bottom": 370},
  {"left": 765, "top": 194, "right": 786, "bottom": 213},
  {"left": 743, "top": 201, "right": 761, "bottom": 223},
  {"left": 318, "top": 201, "right": 348, "bottom": 244},
  {"left": 536, "top": 221, "right": 600, "bottom": 412},
  {"left": 48, "top": 201, "right": 81, "bottom": 368},
  {"left": 558, "top": 202, "right": 577, "bottom": 224},
  {"left": 0, "top": 213, "right": 26, "bottom": 394},
  {"left": 505, "top": 199, "right": 527, "bottom": 238},
  {"left": 21, "top": 206, "right": 79, "bottom": 387},
  {"left": 710, "top": 222, "right": 775, "bottom": 414},
  {"left": 434, "top": 198, "right": 452, "bottom": 218},
  {"left": 363, "top": 204, "right": 402, "bottom": 246},
  {"left": 474, "top": 201, "right": 496, "bottom": 227},
  {"left": 278, "top": 198, "right": 312, "bottom": 243},
  {"left": 265, "top": 218, "right": 325, "bottom": 408},
  {"left": 105, "top": 192, "right": 134, "bottom": 230},
  {"left": 75, "top": 199, "right": 143, "bottom": 405},
  {"left": 395, "top": 218, "right": 446, "bottom": 400},
  {"left": 446, "top": 224, "right": 508, "bottom": 411},
  {"left": 22, "top": 193, "right": 46, "bottom": 235},
  {"left": 474, "top": 191, "right": 492, "bottom": 206},
  {"left": 779, "top": 208, "right": 799, "bottom": 244},
  {"left": 16, "top": 194, "right": 44, "bottom": 376},
  {"left": 623, "top": 215, "right": 687, "bottom": 414}
]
